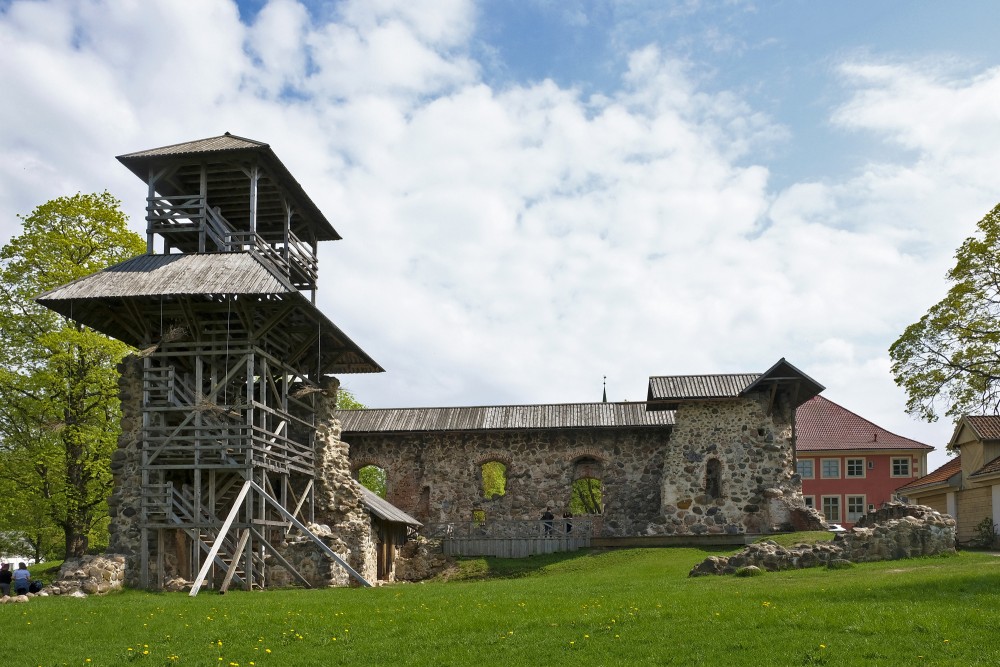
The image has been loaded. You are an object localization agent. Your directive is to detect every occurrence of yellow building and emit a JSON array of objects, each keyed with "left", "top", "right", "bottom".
[{"left": 898, "top": 416, "right": 1000, "bottom": 545}]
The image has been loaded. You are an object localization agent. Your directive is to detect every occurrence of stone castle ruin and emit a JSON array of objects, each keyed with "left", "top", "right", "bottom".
[
  {"left": 338, "top": 359, "right": 826, "bottom": 540},
  {"left": 38, "top": 134, "right": 827, "bottom": 591}
]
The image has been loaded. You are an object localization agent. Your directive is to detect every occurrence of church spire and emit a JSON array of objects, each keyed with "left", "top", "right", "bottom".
[{"left": 602, "top": 376, "right": 607, "bottom": 403}]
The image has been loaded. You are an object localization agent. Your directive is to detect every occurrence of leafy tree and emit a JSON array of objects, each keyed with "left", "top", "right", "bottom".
[
  {"left": 570, "top": 478, "right": 603, "bottom": 515},
  {"left": 481, "top": 461, "right": 506, "bottom": 499},
  {"left": 336, "top": 387, "right": 365, "bottom": 410},
  {"left": 357, "top": 465, "right": 386, "bottom": 498},
  {"left": 336, "top": 389, "right": 386, "bottom": 496},
  {"left": 890, "top": 202, "right": 1000, "bottom": 423},
  {"left": 0, "top": 192, "right": 144, "bottom": 558}
]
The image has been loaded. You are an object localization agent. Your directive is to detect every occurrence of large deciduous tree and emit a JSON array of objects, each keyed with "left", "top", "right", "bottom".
[
  {"left": 0, "top": 192, "right": 144, "bottom": 558},
  {"left": 890, "top": 202, "right": 1000, "bottom": 423}
]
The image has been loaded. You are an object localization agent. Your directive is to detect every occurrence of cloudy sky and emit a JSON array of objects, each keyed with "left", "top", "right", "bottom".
[{"left": 3, "top": 0, "right": 1000, "bottom": 471}]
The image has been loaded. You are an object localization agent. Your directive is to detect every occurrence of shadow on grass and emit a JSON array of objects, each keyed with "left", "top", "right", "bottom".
[{"left": 447, "top": 549, "right": 602, "bottom": 582}]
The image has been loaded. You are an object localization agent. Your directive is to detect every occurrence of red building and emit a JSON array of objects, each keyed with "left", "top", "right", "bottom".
[{"left": 795, "top": 396, "right": 933, "bottom": 527}]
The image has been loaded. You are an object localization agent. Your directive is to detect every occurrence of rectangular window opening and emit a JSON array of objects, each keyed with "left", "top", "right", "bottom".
[
  {"left": 891, "top": 457, "right": 911, "bottom": 477},
  {"left": 822, "top": 496, "right": 841, "bottom": 523},
  {"left": 847, "top": 495, "right": 866, "bottom": 522}
]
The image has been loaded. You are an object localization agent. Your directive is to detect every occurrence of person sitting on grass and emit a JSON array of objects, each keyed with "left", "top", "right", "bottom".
[{"left": 13, "top": 562, "right": 30, "bottom": 596}]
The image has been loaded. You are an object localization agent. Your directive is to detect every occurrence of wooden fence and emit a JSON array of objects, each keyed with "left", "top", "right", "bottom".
[{"left": 422, "top": 519, "right": 592, "bottom": 558}]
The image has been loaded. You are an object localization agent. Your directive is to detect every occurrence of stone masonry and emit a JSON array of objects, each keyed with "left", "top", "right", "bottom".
[
  {"left": 267, "top": 381, "right": 379, "bottom": 587},
  {"left": 106, "top": 355, "right": 144, "bottom": 588},
  {"left": 689, "top": 504, "right": 957, "bottom": 576},
  {"left": 345, "top": 391, "right": 816, "bottom": 538},
  {"left": 346, "top": 427, "right": 668, "bottom": 537},
  {"left": 661, "top": 394, "right": 811, "bottom": 536}
]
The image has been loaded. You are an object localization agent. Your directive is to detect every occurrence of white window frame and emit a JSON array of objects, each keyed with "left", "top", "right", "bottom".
[
  {"left": 846, "top": 495, "right": 866, "bottom": 522},
  {"left": 796, "top": 459, "right": 815, "bottom": 479},
  {"left": 803, "top": 495, "right": 815, "bottom": 509},
  {"left": 846, "top": 458, "right": 865, "bottom": 478},
  {"left": 821, "top": 458, "right": 840, "bottom": 479},
  {"left": 891, "top": 457, "right": 911, "bottom": 478},
  {"left": 822, "top": 495, "right": 841, "bottom": 523}
]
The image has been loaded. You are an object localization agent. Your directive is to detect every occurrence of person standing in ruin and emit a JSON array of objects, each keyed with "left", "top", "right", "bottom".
[
  {"left": 563, "top": 509, "right": 573, "bottom": 535},
  {"left": 541, "top": 508, "right": 554, "bottom": 536},
  {"left": 12, "top": 562, "right": 30, "bottom": 596},
  {"left": 0, "top": 563, "right": 11, "bottom": 596}
]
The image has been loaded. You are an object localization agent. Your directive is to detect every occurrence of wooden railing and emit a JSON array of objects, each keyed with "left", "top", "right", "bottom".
[
  {"left": 421, "top": 519, "right": 593, "bottom": 558},
  {"left": 423, "top": 518, "right": 593, "bottom": 539},
  {"left": 146, "top": 195, "right": 319, "bottom": 287}
]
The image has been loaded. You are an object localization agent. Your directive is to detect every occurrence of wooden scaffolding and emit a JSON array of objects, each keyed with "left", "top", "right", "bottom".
[{"left": 37, "top": 133, "right": 383, "bottom": 590}]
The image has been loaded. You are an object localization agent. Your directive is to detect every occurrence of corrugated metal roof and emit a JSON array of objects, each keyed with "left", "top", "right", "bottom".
[
  {"left": 964, "top": 416, "right": 1000, "bottom": 441},
  {"left": 897, "top": 455, "right": 962, "bottom": 492},
  {"left": 647, "top": 359, "right": 824, "bottom": 410},
  {"left": 116, "top": 133, "right": 267, "bottom": 159},
  {"left": 360, "top": 486, "right": 421, "bottom": 526},
  {"left": 35, "top": 253, "right": 294, "bottom": 300},
  {"left": 796, "top": 396, "right": 934, "bottom": 452},
  {"left": 337, "top": 402, "right": 675, "bottom": 434},
  {"left": 647, "top": 373, "right": 761, "bottom": 401}
]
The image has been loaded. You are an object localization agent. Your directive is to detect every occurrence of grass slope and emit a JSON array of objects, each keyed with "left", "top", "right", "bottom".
[{"left": 1, "top": 547, "right": 998, "bottom": 666}]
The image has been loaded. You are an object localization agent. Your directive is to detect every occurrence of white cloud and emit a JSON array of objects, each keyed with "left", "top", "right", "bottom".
[{"left": 2, "top": 0, "right": 1000, "bottom": 460}]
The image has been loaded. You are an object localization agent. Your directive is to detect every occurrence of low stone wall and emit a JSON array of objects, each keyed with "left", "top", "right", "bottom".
[
  {"left": 47, "top": 555, "right": 127, "bottom": 596},
  {"left": 394, "top": 537, "right": 455, "bottom": 582},
  {"left": 689, "top": 504, "right": 956, "bottom": 576}
]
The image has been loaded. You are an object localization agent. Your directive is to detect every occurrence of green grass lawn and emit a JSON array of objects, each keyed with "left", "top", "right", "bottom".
[{"left": 2, "top": 546, "right": 998, "bottom": 666}]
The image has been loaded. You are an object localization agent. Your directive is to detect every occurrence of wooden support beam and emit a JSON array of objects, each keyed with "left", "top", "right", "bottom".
[
  {"left": 190, "top": 479, "right": 253, "bottom": 596},
  {"left": 247, "top": 480, "right": 371, "bottom": 587},
  {"left": 219, "top": 528, "right": 250, "bottom": 594}
]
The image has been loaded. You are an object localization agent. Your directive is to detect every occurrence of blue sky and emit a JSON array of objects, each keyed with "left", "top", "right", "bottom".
[{"left": 4, "top": 0, "right": 1000, "bottom": 472}]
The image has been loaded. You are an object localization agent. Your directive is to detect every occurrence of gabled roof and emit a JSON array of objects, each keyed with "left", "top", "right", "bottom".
[
  {"left": 117, "top": 132, "right": 340, "bottom": 242},
  {"left": 897, "top": 456, "right": 962, "bottom": 493},
  {"left": 337, "top": 402, "right": 675, "bottom": 434},
  {"left": 795, "top": 396, "right": 934, "bottom": 452},
  {"left": 960, "top": 416, "right": 1000, "bottom": 442},
  {"left": 360, "top": 486, "right": 422, "bottom": 527},
  {"left": 647, "top": 358, "right": 823, "bottom": 410}
]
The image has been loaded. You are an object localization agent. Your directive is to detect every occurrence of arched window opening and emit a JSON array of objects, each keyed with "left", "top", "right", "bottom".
[
  {"left": 705, "top": 458, "right": 722, "bottom": 499},
  {"left": 357, "top": 464, "right": 387, "bottom": 498},
  {"left": 570, "top": 478, "right": 603, "bottom": 515},
  {"left": 481, "top": 461, "right": 507, "bottom": 499}
]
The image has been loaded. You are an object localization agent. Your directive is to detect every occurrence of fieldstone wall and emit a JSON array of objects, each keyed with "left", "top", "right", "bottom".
[
  {"left": 689, "top": 504, "right": 957, "bottom": 576},
  {"left": 393, "top": 537, "right": 455, "bottom": 581},
  {"left": 345, "top": 427, "right": 668, "bottom": 537},
  {"left": 48, "top": 555, "right": 126, "bottom": 596},
  {"left": 345, "top": 392, "right": 814, "bottom": 538},
  {"left": 268, "top": 380, "right": 379, "bottom": 587},
  {"left": 842, "top": 503, "right": 957, "bottom": 562},
  {"left": 661, "top": 393, "right": 811, "bottom": 536},
  {"left": 106, "top": 355, "right": 144, "bottom": 588}
]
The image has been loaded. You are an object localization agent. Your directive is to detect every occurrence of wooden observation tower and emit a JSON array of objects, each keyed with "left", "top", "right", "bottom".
[{"left": 38, "top": 134, "right": 383, "bottom": 590}]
